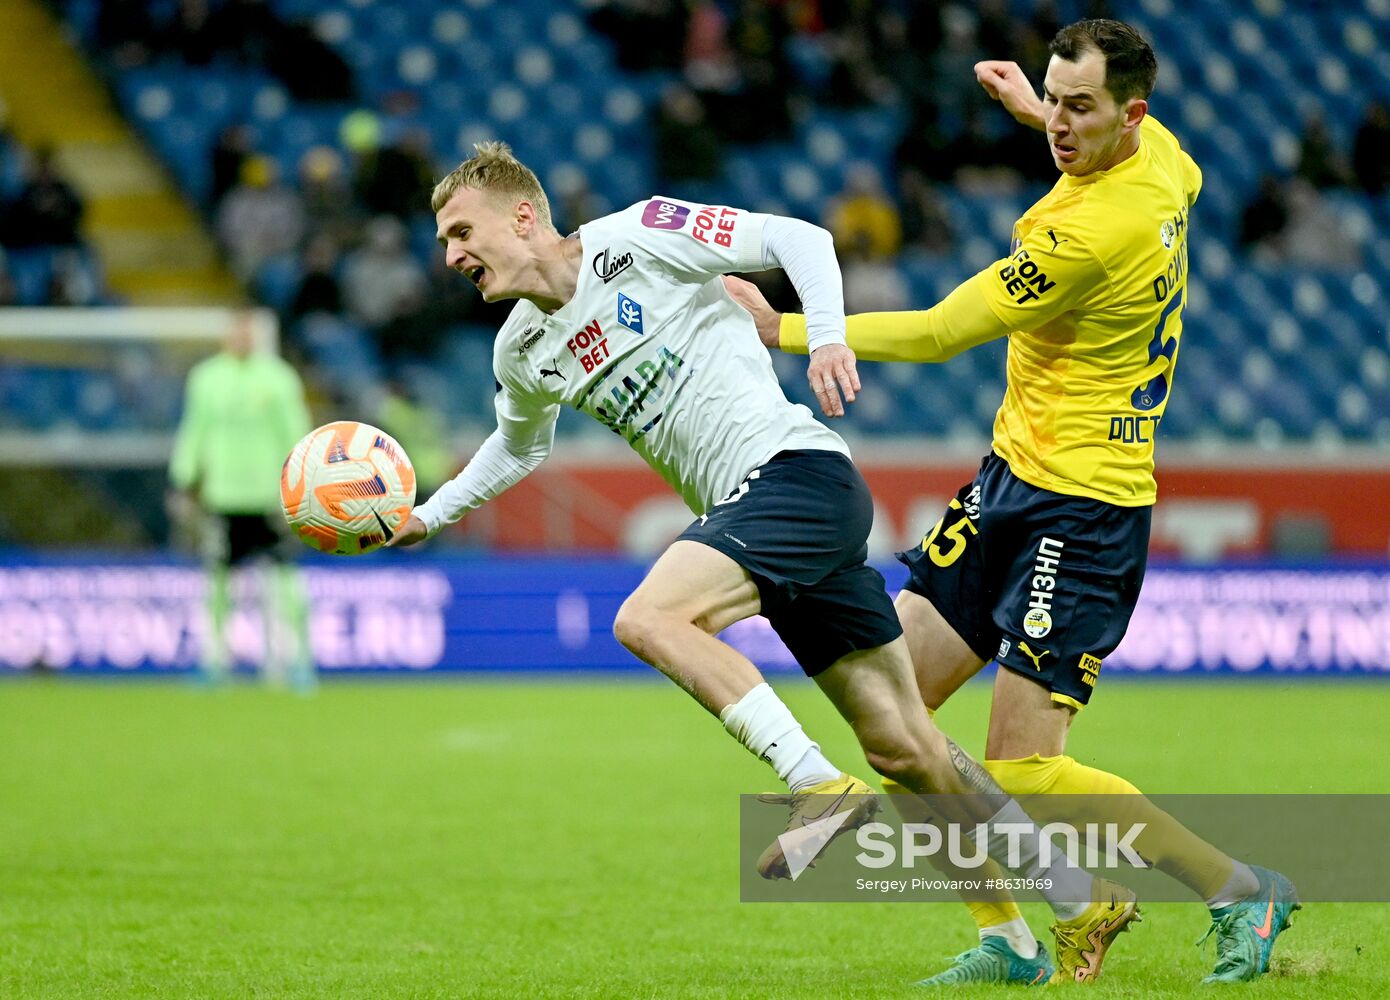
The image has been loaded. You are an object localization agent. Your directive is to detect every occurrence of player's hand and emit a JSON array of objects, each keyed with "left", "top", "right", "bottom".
[
  {"left": 975, "top": 61, "right": 1046, "bottom": 131},
  {"left": 807, "top": 343, "right": 859, "bottom": 417},
  {"left": 164, "top": 488, "right": 201, "bottom": 525},
  {"left": 721, "top": 275, "right": 782, "bottom": 349},
  {"left": 385, "top": 513, "right": 428, "bottom": 548}
]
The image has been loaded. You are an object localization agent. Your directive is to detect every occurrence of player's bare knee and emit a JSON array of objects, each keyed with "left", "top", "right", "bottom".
[
  {"left": 861, "top": 735, "right": 933, "bottom": 788},
  {"left": 612, "top": 595, "right": 660, "bottom": 652}
]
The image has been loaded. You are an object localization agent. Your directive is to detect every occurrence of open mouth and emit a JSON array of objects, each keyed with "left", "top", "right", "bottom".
[
  {"left": 1052, "top": 140, "right": 1078, "bottom": 161},
  {"left": 466, "top": 265, "right": 486, "bottom": 288}
]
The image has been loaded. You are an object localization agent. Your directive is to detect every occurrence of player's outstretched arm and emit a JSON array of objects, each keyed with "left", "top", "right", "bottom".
[
  {"left": 396, "top": 387, "right": 558, "bottom": 548},
  {"left": 975, "top": 60, "right": 1047, "bottom": 131},
  {"left": 757, "top": 216, "right": 859, "bottom": 417},
  {"left": 728, "top": 273, "right": 1009, "bottom": 365}
]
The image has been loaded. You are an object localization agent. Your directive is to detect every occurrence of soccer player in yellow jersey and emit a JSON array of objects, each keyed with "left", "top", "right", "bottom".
[{"left": 728, "top": 18, "right": 1298, "bottom": 987}]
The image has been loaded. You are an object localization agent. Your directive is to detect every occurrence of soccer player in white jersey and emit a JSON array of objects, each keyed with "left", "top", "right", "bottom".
[{"left": 390, "top": 142, "right": 1129, "bottom": 952}]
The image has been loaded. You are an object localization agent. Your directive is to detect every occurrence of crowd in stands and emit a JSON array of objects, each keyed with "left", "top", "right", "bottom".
[
  {"left": 0, "top": 106, "right": 102, "bottom": 308},
  {"left": 1240, "top": 101, "right": 1390, "bottom": 266},
  {"left": 13, "top": 0, "right": 1386, "bottom": 447}
]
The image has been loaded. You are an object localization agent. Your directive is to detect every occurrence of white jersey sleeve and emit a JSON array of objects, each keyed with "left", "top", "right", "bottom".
[
  {"left": 413, "top": 341, "right": 559, "bottom": 536},
  {"left": 758, "top": 215, "right": 845, "bottom": 352}
]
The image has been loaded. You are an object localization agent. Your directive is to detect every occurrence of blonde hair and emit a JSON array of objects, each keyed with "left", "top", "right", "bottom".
[{"left": 430, "top": 141, "right": 553, "bottom": 229}]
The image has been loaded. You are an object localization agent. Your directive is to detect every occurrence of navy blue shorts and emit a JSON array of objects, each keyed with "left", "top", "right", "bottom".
[
  {"left": 897, "top": 452, "right": 1150, "bottom": 709},
  {"left": 216, "top": 513, "right": 290, "bottom": 566},
  {"left": 678, "top": 450, "right": 903, "bottom": 676}
]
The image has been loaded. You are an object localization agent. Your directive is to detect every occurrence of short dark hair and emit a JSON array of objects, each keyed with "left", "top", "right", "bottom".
[{"left": 1050, "top": 19, "right": 1157, "bottom": 104}]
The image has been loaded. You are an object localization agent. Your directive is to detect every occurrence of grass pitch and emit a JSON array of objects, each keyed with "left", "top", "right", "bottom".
[{"left": 2, "top": 675, "right": 1387, "bottom": 998}]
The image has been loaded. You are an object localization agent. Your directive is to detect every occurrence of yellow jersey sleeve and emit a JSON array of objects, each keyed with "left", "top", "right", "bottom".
[{"left": 778, "top": 278, "right": 1009, "bottom": 362}]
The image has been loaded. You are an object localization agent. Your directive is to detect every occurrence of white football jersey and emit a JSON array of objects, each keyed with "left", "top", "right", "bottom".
[{"left": 488, "top": 197, "right": 848, "bottom": 515}]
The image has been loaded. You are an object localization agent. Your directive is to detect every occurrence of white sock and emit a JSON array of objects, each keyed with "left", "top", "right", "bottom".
[
  {"left": 1207, "top": 861, "right": 1260, "bottom": 910},
  {"left": 984, "top": 800, "right": 1093, "bottom": 921},
  {"left": 720, "top": 682, "right": 840, "bottom": 792},
  {"left": 980, "top": 918, "right": 1038, "bottom": 959}
]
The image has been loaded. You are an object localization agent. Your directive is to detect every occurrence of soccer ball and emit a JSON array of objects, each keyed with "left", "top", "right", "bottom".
[{"left": 280, "top": 421, "right": 416, "bottom": 555}]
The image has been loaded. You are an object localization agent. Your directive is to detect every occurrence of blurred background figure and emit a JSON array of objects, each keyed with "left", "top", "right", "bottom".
[
  {"left": 1353, "top": 100, "right": 1390, "bottom": 196},
  {"left": 343, "top": 215, "right": 426, "bottom": 335},
  {"left": 168, "top": 312, "right": 314, "bottom": 690},
  {"left": 215, "top": 154, "right": 305, "bottom": 281},
  {"left": 825, "top": 161, "right": 902, "bottom": 261},
  {"left": 0, "top": 147, "right": 84, "bottom": 249}
]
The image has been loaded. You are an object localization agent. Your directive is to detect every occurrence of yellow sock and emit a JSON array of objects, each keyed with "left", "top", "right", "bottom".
[
  {"left": 881, "top": 777, "right": 1025, "bottom": 932},
  {"left": 985, "top": 754, "right": 1234, "bottom": 900}
]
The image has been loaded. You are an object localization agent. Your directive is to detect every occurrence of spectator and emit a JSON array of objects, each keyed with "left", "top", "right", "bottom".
[
  {"left": 95, "top": 0, "right": 157, "bottom": 68},
  {"left": 288, "top": 233, "right": 343, "bottom": 323},
  {"left": 1238, "top": 175, "right": 1290, "bottom": 250},
  {"left": 843, "top": 256, "right": 909, "bottom": 313},
  {"left": 713, "top": 0, "right": 794, "bottom": 141},
  {"left": 654, "top": 84, "right": 723, "bottom": 184},
  {"left": 683, "top": 1, "right": 739, "bottom": 93},
  {"left": 587, "top": 0, "right": 686, "bottom": 73},
  {"left": 215, "top": 154, "right": 305, "bottom": 280},
  {"left": 825, "top": 162, "right": 902, "bottom": 260},
  {"left": 897, "top": 168, "right": 954, "bottom": 254},
  {"left": 896, "top": 102, "right": 956, "bottom": 184},
  {"left": 0, "top": 249, "right": 18, "bottom": 306},
  {"left": 1352, "top": 101, "right": 1390, "bottom": 196},
  {"left": 1296, "top": 116, "right": 1351, "bottom": 189},
  {"left": 159, "top": 0, "right": 222, "bottom": 65},
  {"left": 1282, "top": 178, "right": 1359, "bottom": 267},
  {"left": 264, "top": 20, "right": 355, "bottom": 102},
  {"left": 298, "top": 145, "right": 359, "bottom": 248},
  {"left": 209, "top": 124, "right": 254, "bottom": 210},
  {"left": 353, "top": 124, "right": 436, "bottom": 220},
  {"left": 206, "top": 0, "right": 280, "bottom": 66},
  {"left": 46, "top": 249, "right": 100, "bottom": 306},
  {"left": 548, "top": 167, "right": 603, "bottom": 234},
  {"left": 954, "top": 108, "right": 1037, "bottom": 191},
  {"left": 0, "top": 149, "right": 84, "bottom": 248},
  {"left": 342, "top": 215, "right": 426, "bottom": 330}
]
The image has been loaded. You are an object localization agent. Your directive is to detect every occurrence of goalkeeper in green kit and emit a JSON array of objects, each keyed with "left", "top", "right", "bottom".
[{"left": 168, "top": 312, "right": 315, "bottom": 688}]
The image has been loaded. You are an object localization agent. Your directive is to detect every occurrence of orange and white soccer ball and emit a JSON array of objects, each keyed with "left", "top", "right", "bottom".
[{"left": 280, "top": 421, "right": 416, "bottom": 555}]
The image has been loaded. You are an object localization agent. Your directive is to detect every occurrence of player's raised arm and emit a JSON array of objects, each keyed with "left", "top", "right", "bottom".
[
  {"left": 392, "top": 381, "right": 558, "bottom": 547},
  {"left": 975, "top": 60, "right": 1047, "bottom": 131}
]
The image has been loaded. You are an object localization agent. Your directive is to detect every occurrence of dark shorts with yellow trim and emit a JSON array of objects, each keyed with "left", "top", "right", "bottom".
[
  {"left": 677, "top": 449, "right": 903, "bottom": 677},
  {"left": 896, "top": 452, "right": 1150, "bottom": 708}
]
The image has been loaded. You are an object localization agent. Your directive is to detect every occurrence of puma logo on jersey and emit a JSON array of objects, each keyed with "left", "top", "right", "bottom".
[
  {"left": 1047, "top": 229, "right": 1068, "bottom": 252},
  {"left": 1018, "top": 642, "right": 1051, "bottom": 671},
  {"left": 539, "top": 359, "right": 566, "bottom": 381}
]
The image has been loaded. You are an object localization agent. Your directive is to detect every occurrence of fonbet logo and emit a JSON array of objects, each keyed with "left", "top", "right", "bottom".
[{"left": 855, "top": 821, "right": 1148, "bottom": 871}]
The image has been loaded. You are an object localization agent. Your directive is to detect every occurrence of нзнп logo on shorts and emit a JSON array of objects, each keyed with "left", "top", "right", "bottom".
[{"left": 1024, "top": 537, "right": 1064, "bottom": 638}]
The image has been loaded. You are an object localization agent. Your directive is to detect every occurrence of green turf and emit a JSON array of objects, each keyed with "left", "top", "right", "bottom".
[{"left": 2, "top": 676, "right": 1387, "bottom": 998}]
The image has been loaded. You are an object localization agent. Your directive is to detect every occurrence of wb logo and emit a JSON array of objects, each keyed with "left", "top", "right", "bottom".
[{"left": 617, "top": 292, "right": 644, "bottom": 334}]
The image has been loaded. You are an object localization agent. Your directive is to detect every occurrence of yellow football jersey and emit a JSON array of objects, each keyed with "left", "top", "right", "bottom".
[
  {"left": 779, "top": 115, "right": 1201, "bottom": 507},
  {"left": 978, "top": 114, "right": 1201, "bottom": 506}
]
